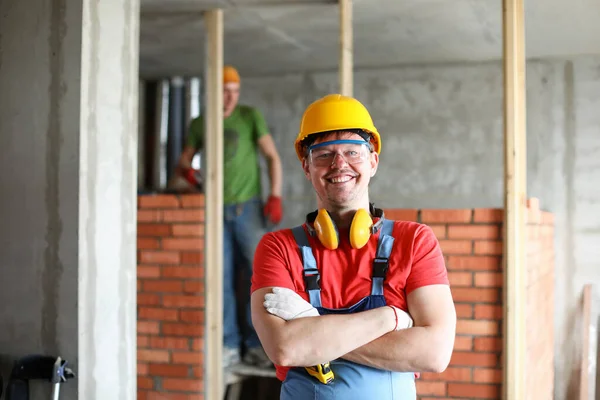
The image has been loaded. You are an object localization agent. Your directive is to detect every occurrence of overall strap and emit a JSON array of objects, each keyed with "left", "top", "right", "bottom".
[
  {"left": 371, "top": 219, "right": 395, "bottom": 296},
  {"left": 291, "top": 225, "right": 323, "bottom": 308}
]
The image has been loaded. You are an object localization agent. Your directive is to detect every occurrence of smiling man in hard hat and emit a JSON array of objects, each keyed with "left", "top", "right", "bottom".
[
  {"left": 177, "top": 65, "right": 283, "bottom": 369},
  {"left": 249, "top": 94, "right": 456, "bottom": 399}
]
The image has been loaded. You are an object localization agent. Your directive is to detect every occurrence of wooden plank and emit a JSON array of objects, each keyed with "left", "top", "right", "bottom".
[
  {"left": 339, "top": 0, "right": 353, "bottom": 96},
  {"left": 502, "top": 0, "right": 527, "bottom": 399},
  {"left": 581, "top": 284, "right": 592, "bottom": 400},
  {"left": 203, "top": 8, "right": 224, "bottom": 400}
]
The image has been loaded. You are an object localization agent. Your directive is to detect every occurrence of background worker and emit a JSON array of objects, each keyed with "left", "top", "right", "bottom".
[
  {"left": 250, "top": 94, "right": 456, "bottom": 399},
  {"left": 177, "top": 65, "right": 283, "bottom": 369}
]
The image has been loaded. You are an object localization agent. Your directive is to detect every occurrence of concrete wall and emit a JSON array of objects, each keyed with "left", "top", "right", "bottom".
[
  {"left": 240, "top": 55, "right": 600, "bottom": 399},
  {"left": 0, "top": 0, "right": 139, "bottom": 399}
]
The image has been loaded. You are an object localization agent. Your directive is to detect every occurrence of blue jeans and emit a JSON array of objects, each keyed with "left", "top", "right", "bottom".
[{"left": 223, "top": 197, "right": 267, "bottom": 350}]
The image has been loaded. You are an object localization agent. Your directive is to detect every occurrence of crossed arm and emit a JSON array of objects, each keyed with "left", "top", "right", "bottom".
[
  {"left": 341, "top": 285, "right": 456, "bottom": 372},
  {"left": 250, "top": 284, "right": 456, "bottom": 373}
]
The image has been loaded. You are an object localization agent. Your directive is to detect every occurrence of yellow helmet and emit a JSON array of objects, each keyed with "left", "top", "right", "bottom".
[{"left": 294, "top": 94, "right": 381, "bottom": 161}]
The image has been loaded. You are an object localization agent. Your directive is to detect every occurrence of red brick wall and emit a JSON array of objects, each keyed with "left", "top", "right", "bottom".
[
  {"left": 524, "top": 199, "right": 555, "bottom": 400},
  {"left": 384, "top": 208, "right": 504, "bottom": 399},
  {"left": 135, "top": 199, "right": 554, "bottom": 400},
  {"left": 383, "top": 203, "right": 555, "bottom": 400},
  {"left": 137, "top": 194, "right": 206, "bottom": 400}
]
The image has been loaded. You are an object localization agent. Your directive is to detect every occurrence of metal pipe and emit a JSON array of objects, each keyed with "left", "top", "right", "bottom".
[
  {"left": 137, "top": 79, "right": 146, "bottom": 190},
  {"left": 152, "top": 79, "right": 170, "bottom": 190},
  {"left": 167, "top": 76, "right": 185, "bottom": 184},
  {"left": 187, "top": 77, "right": 203, "bottom": 170}
]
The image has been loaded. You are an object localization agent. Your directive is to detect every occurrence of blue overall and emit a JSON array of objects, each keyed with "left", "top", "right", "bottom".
[{"left": 280, "top": 219, "right": 417, "bottom": 400}]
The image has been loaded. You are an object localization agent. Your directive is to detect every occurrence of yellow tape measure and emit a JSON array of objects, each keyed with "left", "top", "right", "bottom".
[{"left": 305, "top": 362, "right": 334, "bottom": 384}]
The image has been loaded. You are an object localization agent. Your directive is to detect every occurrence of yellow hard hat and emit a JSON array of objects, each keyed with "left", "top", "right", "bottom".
[{"left": 294, "top": 94, "right": 381, "bottom": 161}]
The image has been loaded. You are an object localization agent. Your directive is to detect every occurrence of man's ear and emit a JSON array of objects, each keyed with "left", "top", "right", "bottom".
[
  {"left": 370, "top": 152, "right": 379, "bottom": 177},
  {"left": 302, "top": 158, "right": 311, "bottom": 179}
]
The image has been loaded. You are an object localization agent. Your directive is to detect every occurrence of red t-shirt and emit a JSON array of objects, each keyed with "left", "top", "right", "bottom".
[{"left": 251, "top": 219, "right": 449, "bottom": 381}]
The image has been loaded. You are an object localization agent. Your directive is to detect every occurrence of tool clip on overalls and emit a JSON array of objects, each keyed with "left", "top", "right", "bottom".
[{"left": 281, "top": 217, "right": 417, "bottom": 400}]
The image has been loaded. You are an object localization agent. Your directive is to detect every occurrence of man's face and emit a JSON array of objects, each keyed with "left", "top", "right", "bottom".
[
  {"left": 302, "top": 131, "right": 379, "bottom": 210},
  {"left": 223, "top": 82, "right": 240, "bottom": 117}
]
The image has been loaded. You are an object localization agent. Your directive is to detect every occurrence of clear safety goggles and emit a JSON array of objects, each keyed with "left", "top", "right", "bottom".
[{"left": 308, "top": 140, "right": 373, "bottom": 168}]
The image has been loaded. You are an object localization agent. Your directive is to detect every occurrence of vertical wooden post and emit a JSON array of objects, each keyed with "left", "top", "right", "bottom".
[
  {"left": 580, "top": 284, "right": 593, "bottom": 400},
  {"left": 502, "top": 0, "right": 527, "bottom": 398},
  {"left": 339, "top": 0, "right": 353, "bottom": 96},
  {"left": 203, "top": 9, "right": 224, "bottom": 400}
]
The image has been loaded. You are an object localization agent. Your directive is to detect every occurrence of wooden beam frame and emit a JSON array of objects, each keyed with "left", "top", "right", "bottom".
[
  {"left": 339, "top": 0, "right": 353, "bottom": 96},
  {"left": 580, "top": 284, "right": 593, "bottom": 400},
  {"left": 502, "top": 0, "right": 527, "bottom": 398},
  {"left": 203, "top": 9, "right": 224, "bottom": 400}
]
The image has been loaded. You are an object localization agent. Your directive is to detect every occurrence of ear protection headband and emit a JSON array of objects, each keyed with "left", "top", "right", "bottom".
[{"left": 305, "top": 203, "right": 385, "bottom": 250}]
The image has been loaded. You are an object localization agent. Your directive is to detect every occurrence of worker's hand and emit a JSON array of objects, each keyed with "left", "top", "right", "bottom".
[
  {"left": 263, "top": 287, "right": 319, "bottom": 321},
  {"left": 263, "top": 195, "right": 283, "bottom": 225},
  {"left": 389, "top": 305, "right": 414, "bottom": 331},
  {"left": 183, "top": 168, "right": 203, "bottom": 189}
]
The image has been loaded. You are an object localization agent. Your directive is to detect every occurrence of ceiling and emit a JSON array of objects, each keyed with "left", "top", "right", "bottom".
[{"left": 139, "top": 0, "right": 600, "bottom": 78}]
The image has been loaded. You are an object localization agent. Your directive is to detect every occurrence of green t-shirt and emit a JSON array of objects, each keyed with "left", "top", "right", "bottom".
[{"left": 186, "top": 105, "right": 269, "bottom": 205}]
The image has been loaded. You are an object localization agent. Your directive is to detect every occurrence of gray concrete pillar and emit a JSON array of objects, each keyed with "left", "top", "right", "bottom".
[{"left": 0, "top": 0, "right": 139, "bottom": 399}]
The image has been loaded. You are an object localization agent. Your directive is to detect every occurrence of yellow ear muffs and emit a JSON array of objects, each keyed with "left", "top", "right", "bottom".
[
  {"left": 349, "top": 208, "right": 374, "bottom": 249},
  {"left": 308, "top": 206, "right": 382, "bottom": 250},
  {"left": 313, "top": 209, "right": 339, "bottom": 250}
]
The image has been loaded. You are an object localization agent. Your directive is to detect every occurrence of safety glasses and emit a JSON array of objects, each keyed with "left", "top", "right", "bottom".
[{"left": 308, "top": 140, "right": 372, "bottom": 168}]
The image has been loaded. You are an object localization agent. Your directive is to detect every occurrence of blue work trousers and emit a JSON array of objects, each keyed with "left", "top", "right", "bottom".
[{"left": 223, "top": 197, "right": 267, "bottom": 350}]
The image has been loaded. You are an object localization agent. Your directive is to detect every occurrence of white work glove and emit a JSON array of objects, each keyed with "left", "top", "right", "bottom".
[
  {"left": 263, "top": 287, "right": 320, "bottom": 321},
  {"left": 389, "top": 305, "right": 414, "bottom": 331}
]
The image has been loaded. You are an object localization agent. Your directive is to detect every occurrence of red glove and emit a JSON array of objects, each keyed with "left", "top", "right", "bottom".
[
  {"left": 264, "top": 195, "right": 283, "bottom": 225},
  {"left": 183, "top": 168, "right": 202, "bottom": 188}
]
